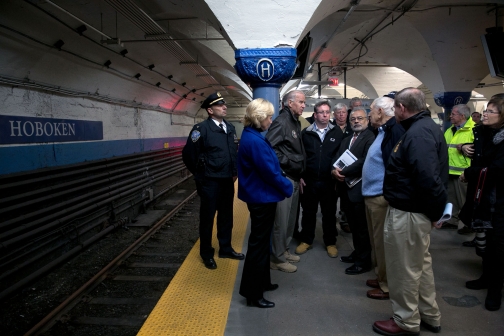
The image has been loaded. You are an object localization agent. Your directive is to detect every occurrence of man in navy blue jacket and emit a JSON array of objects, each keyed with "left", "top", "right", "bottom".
[{"left": 295, "top": 101, "right": 343, "bottom": 258}]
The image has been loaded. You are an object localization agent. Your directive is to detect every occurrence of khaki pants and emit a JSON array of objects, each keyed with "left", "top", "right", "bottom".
[
  {"left": 447, "top": 175, "right": 468, "bottom": 225},
  {"left": 271, "top": 177, "right": 299, "bottom": 263},
  {"left": 384, "top": 206, "right": 441, "bottom": 332},
  {"left": 365, "top": 196, "right": 389, "bottom": 293}
]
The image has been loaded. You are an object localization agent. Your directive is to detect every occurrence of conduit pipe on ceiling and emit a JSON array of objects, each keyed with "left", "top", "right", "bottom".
[
  {"left": 43, "top": 0, "right": 112, "bottom": 40},
  {"left": 308, "top": 0, "right": 361, "bottom": 70}
]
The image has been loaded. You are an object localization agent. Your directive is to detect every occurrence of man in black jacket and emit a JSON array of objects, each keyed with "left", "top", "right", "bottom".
[
  {"left": 266, "top": 90, "right": 306, "bottom": 273},
  {"left": 182, "top": 92, "right": 244, "bottom": 270},
  {"left": 332, "top": 107, "right": 375, "bottom": 275},
  {"left": 373, "top": 88, "right": 447, "bottom": 336},
  {"left": 295, "top": 101, "right": 343, "bottom": 258}
]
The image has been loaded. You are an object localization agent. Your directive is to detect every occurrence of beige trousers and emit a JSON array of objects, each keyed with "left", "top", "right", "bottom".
[
  {"left": 365, "top": 196, "right": 389, "bottom": 293},
  {"left": 447, "top": 175, "right": 468, "bottom": 225},
  {"left": 384, "top": 206, "right": 441, "bottom": 332},
  {"left": 270, "top": 177, "right": 299, "bottom": 263}
]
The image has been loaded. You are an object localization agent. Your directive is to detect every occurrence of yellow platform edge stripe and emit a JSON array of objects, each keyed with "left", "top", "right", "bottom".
[{"left": 137, "top": 182, "right": 249, "bottom": 336}]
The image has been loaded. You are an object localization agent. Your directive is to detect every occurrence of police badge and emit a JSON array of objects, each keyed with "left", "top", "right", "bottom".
[
  {"left": 292, "top": 130, "right": 297, "bottom": 139},
  {"left": 191, "top": 130, "right": 201, "bottom": 142}
]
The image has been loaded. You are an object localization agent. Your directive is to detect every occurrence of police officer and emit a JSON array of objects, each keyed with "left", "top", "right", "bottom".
[{"left": 182, "top": 92, "right": 244, "bottom": 269}]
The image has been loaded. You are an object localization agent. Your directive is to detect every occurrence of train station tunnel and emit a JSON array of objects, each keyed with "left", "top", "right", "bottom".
[{"left": 1, "top": 0, "right": 503, "bottom": 335}]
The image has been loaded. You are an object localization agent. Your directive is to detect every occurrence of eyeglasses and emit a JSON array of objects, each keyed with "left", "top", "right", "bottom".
[
  {"left": 483, "top": 110, "right": 499, "bottom": 115},
  {"left": 350, "top": 116, "right": 365, "bottom": 122}
]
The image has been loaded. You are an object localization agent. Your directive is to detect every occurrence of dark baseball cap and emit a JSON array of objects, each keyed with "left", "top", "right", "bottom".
[{"left": 201, "top": 92, "right": 226, "bottom": 109}]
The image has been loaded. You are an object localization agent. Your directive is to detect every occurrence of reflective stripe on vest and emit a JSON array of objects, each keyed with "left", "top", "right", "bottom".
[{"left": 449, "top": 166, "right": 465, "bottom": 172}]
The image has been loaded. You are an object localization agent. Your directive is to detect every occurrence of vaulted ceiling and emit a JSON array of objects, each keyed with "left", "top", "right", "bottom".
[{"left": 1, "top": 0, "right": 502, "bottom": 119}]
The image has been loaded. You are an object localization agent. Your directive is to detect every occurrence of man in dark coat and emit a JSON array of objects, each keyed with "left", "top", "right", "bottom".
[
  {"left": 373, "top": 87, "right": 447, "bottom": 335},
  {"left": 182, "top": 92, "right": 244, "bottom": 270},
  {"left": 295, "top": 101, "right": 343, "bottom": 258},
  {"left": 332, "top": 107, "right": 375, "bottom": 275}
]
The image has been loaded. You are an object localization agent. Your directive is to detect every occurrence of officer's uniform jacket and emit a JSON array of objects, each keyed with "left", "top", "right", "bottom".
[{"left": 182, "top": 117, "right": 238, "bottom": 181}]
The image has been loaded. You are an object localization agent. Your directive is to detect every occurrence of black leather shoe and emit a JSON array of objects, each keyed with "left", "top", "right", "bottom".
[
  {"left": 345, "top": 264, "right": 371, "bottom": 275},
  {"left": 203, "top": 258, "right": 217, "bottom": 269},
  {"left": 485, "top": 290, "right": 502, "bottom": 311},
  {"left": 462, "top": 239, "right": 476, "bottom": 247},
  {"left": 340, "top": 255, "right": 355, "bottom": 263},
  {"left": 466, "top": 277, "right": 488, "bottom": 290},
  {"left": 264, "top": 284, "right": 279, "bottom": 291},
  {"left": 219, "top": 250, "right": 245, "bottom": 260},
  {"left": 246, "top": 297, "right": 275, "bottom": 308},
  {"left": 421, "top": 321, "right": 441, "bottom": 333}
]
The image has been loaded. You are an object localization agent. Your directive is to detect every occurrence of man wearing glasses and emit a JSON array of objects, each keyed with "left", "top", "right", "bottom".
[
  {"left": 296, "top": 101, "right": 343, "bottom": 258},
  {"left": 332, "top": 107, "right": 375, "bottom": 275}
]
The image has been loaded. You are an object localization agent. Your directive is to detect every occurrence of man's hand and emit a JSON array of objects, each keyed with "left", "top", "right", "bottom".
[
  {"left": 433, "top": 221, "right": 443, "bottom": 229},
  {"left": 461, "top": 144, "right": 474, "bottom": 158},
  {"left": 332, "top": 168, "right": 345, "bottom": 182},
  {"left": 299, "top": 178, "right": 306, "bottom": 194},
  {"left": 459, "top": 173, "right": 466, "bottom": 183}
]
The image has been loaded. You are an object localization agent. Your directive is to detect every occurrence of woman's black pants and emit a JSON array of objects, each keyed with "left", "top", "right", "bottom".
[{"left": 239, "top": 202, "right": 277, "bottom": 300}]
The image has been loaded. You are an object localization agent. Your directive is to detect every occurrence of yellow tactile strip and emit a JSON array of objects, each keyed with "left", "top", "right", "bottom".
[{"left": 137, "top": 183, "right": 249, "bottom": 336}]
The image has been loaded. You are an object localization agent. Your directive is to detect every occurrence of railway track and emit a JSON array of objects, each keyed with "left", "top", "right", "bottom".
[{"left": 0, "top": 180, "right": 200, "bottom": 336}]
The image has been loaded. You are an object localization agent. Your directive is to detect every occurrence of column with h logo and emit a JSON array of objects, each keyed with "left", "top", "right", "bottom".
[
  {"left": 235, "top": 48, "right": 297, "bottom": 118},
  {"left": 434, "top": 92, "right": 472, "bottom": 131}
]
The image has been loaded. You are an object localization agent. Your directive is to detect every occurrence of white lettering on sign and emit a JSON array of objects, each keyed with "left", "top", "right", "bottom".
[
  {"left": 256, "top": 58, "right": 274, "bottom": 81},
  {"left": 9, "top": 120, "right": 76, "bottom": 137}
]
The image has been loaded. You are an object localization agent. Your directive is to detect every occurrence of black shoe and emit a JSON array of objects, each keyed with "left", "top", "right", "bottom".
[
  {"left": 458, "top": 226, "right": 474, "bottom": 235},
  {"left": 218, "top": 250, "right": 245, "bottom": 260},
  {"left": 420, "top": 321, "right": 441, "bottom": 333},
  {"left": 466, "top": 277, "right": 488, "bottom": 290},
  {"left": 440, "top": 223, "right": 458, "bottom": 229},
  {"left": 485, "top": 290, "right": 502, "bottom": 311},
  {"left": 246, "top": 297, "right": 275, "bottom": 308},
  {"left": 345, "top": 264, "right": 371, "bottom": 275},
  {"left": 340, "top": 255, "right": 355, "bottom": 263},
  {"left": 203, "top": 258, "right": 217, "bottom": 269},
  {"left": 264, "top": 283, "right": 279, "bottom": 291},
  {"left": 462, "top": 239, "right": 476, "bottom": 247}
]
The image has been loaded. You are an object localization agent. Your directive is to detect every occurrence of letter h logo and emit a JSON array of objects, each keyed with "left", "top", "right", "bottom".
[{"left": 256, "top": 58, "right": 274, "bottom": 81}]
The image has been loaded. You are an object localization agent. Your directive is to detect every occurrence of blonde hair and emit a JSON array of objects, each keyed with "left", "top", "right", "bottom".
[{"left": 243, "top": 98, "right": 274, "bottom": 128}]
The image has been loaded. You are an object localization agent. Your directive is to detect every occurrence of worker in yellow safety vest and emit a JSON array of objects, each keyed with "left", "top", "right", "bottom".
[{"left": 441, "top": 104, "right": 475, "bottom": 234}]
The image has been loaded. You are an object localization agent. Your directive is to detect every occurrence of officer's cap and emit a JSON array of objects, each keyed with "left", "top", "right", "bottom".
[
  {"left": 201, "top": 92, "right": 226, "bottom": 109},
  {"left": 383, "top": 91, "right": 397, "bottom": 99}
]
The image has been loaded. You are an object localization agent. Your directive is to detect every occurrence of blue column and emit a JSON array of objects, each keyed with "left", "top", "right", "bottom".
[
  {"left": 434, "top": 92, "right": 471, "bottom": 131},
  {"left": 235, "top": 48, "right": 297, "bottom": 119}
]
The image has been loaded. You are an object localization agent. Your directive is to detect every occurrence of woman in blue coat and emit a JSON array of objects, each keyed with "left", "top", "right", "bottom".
[{"left": 238, "top": 98, "right": 293, "bottom": 308}]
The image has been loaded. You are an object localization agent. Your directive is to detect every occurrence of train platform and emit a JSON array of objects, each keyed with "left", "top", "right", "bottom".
[{"left": 138, "top": 186, "right": 503, "bottom": 336}]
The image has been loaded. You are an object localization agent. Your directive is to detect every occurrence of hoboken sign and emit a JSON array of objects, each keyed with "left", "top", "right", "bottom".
[{"left": 0, "top": 115, "right": 103, "bottom": 144}]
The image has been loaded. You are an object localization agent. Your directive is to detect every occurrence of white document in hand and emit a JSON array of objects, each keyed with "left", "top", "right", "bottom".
[
  {"left": 437, "top": 203, "right": 453, "bottom": 225},
  {"left": 333, "top": 149, "right": 357, "bottom": 170}
]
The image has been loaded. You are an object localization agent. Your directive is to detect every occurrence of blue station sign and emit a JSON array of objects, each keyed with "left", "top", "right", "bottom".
[{"left": 0, "top": 115, "right": 103, "bottom": 144}]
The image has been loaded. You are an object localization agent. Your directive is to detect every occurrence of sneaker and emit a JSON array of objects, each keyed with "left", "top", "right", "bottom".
[
  {"left": 326, "top": 245, "right": 338, "bottom": 258},
  {"left": 458, "top": 226, "right": 474, "bottom": 235},
  {"left": 295, "top": 242, "right": 312, "bottom": 255},
  {"left": 284, "top": 250, "right": 300, "bottom": 263},
  {"left": 270, "top": 261, "right": 297, "bottom": 273}
]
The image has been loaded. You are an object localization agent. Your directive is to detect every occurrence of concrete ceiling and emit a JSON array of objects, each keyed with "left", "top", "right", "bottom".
[{"left": 0, "top": 0, "right": 503, "bottom": 120}]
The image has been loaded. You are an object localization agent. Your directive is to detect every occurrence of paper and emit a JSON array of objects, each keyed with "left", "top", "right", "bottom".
[
  {"left": 333, "top": 149, "right": 357, "bottom": 170},
  {"left": 437, "top": 203, "right": 453, "bottom": 225},
  {"left": 333, "top": 149, "right": 361, "bottom": 188}
]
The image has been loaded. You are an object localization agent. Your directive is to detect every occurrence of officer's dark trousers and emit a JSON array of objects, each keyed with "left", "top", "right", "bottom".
[
  {"left": 341, "top": 191, "right": 371, "bottom": 267},
  {"left": 239, "top": 202, "right": 276, "bottom": 300},
  {"left": 196, "top": 177, "right": 234, "bottom": 259},
  {"left": 300, "top": 180, "right": 338, "bottom": 246}
]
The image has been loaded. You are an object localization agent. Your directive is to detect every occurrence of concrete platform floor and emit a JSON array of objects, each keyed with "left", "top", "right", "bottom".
[{"left": 225, "top": 217, "right": 504, "bottom": 336}]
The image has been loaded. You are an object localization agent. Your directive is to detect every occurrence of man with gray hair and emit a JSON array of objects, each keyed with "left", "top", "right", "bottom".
[
  {"left": 373, "top": 87, "right": 447, "bottom": 335},
  {"left": 362, "top": 96, "right": 405, "bottom": 300},
  {"left": 267, "top": 90, "right": 306, "bottom": 273},
  {"left": 441, "top": 104, "right": 475, "bottom": 234},
  {"left": 349, "top": 97, "right": 363, "bottom": 113}
]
